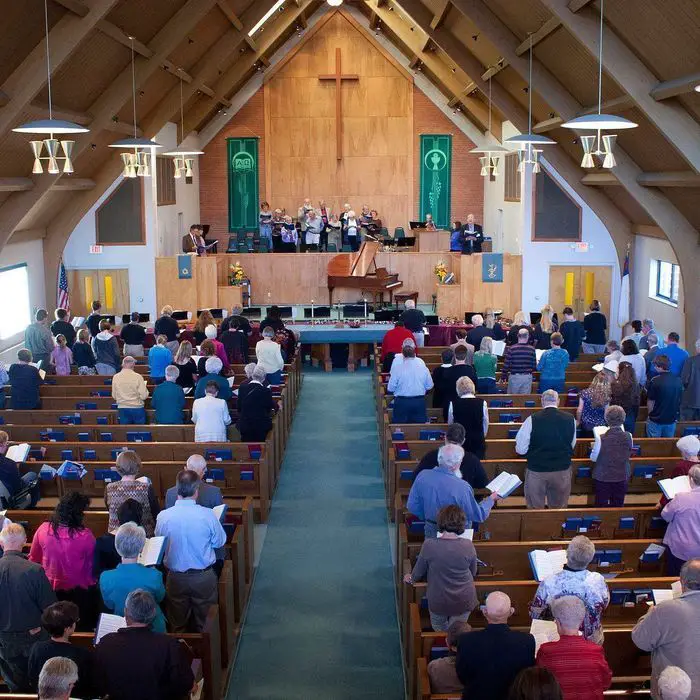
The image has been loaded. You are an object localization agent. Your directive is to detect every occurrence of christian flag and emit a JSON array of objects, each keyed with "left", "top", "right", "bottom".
[
  {"left": 617, "top": 250, "right": 630, "bottom": 328},
  {"left": 57, "top": 260, "right": 70, "bottom": 312}
]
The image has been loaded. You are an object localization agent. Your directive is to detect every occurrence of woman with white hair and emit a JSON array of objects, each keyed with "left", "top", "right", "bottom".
[
  {"left": 658, "top": 666, "right": 692, "bottom": 700},
  {"left": 661, "top": 465, "right": 700, "bottom": 576},
  {"left": 38, "top": 656, "right": 78, "bottom": 700},
  {"left": 204, "top": 324, "right": 230, "bottom": 371},
  {"left": 255, "top": 326, "right": 284, "bottom": 385},
  {"left": 194, "top": 356, "right": 232, "bottom": 400},
  {"left": 448, "top": 376, "right": 489, "bottom": 459},
  {"left": 99, "top": 522, "right": 166, "bottom": 632},
  {"left": 237, "top": 365, "right": 275, "bottom": 442},
  {"left": 530, "top": 535, "right": 610, "bottom": 645},
  {"left": 345, "top": 209, "right": 360, "bottom": 251}
]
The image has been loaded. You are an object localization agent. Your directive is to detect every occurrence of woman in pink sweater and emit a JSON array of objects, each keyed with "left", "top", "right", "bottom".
[
  {"left": 29, "top": 492, "right": 97, "bottom": 629},
  {"left": 50, "top": 334, "right": 73, "bottom": 376}
]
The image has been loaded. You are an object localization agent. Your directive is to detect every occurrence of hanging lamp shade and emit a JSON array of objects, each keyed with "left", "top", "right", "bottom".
[
  {"left": 13, "top": 119, "right": 88, "bottom": 135},
  {"left": 504, "top": 132, "right": 555, "bottom": 147},
  {"left": 108, "top": 136, "right": 163, "bottom": 149},
  {"left": 162, "top": 145, "right": 204, "bottom": 157},
  {"left": 561, "top": 113, "right": 638, "bottom": 130}
]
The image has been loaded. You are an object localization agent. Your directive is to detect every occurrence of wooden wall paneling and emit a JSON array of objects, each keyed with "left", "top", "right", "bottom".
[
  {"left": 459, "top": 254, "right": 522, "bottom": 318},
  {"left": 437, "top": 284, "right": 462, "bottom": 318},
  {"left": 264, "top": 82, "right": 272, "bottom": 204},
  {"left": 67, "top": 269, "right": 100, "bottom": 319},
  {"left": 155, "top": 258, "right": 196, "bottom": 316},
  {"left": 196, "top": 257, "right": 219, "bottom": 311}
]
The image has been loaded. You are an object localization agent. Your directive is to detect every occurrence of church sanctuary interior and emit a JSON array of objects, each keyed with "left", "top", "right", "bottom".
[{"left": 1, "top": 0, "right": 700, "bottom": 698}]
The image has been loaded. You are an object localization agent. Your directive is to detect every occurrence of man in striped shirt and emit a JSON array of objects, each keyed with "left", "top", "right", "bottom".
[{"left": 501, "top": 328, "right": 537, "bottom": 394}]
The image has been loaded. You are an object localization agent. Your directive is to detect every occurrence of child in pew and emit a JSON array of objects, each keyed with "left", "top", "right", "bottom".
[
  {"left": 50, "top": 334, "right": 73, "bottom": 377},
  {"left": 590, "top": 405, "right": 634, "bottom": 508},
  {"left": 72, "top": 329, "right": 97, "bottom": 375},
  {"left": 428, "top": 618, "right": 471, "bottom": 694}
]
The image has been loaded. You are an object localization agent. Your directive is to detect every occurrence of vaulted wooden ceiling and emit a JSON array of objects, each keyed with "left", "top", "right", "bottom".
[{"left": 0, "top": 0, "right": 698, "bottom": 334}]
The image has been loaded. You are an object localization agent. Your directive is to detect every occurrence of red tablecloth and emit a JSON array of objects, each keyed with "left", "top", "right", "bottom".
[{"left": 426, "top": 325, "right": 472, "bottom": 346}]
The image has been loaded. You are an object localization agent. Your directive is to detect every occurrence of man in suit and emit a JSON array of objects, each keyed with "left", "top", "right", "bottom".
[
  {"left": 182, "top": 224, "right": 206, "bottom": 255},
  {"left": 456, "top": 591, "right": 535, "bottom": 700},
  {"left": 164, "top": 454, "right": 223, "bottom": 509},
  {"left": 461, "top": 213, "right": 484, "bottom": 254}
]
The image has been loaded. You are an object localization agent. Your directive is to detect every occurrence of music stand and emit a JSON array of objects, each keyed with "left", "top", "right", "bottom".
[
  {"left": 172, "top": 310, "right": 189, "bottom": 321},
  {"left": 304, "top": 306, "right": 331, "bottom": 319},
  {"left": 375, "top": 309, "right": 401, "bottom": 323},
  {"left": 393, "top": 237, "right": 417, "bottom": 249},
  {"left": 241, "top": 308, "right": 261, "bottom": 319},
  {"left": 409, "top": 221, "right": 426, "bottom": 230}
]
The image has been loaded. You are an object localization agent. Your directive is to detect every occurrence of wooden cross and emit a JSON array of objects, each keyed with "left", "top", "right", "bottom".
[{"left": 319, "top": 48, "right": 359, "bottom": 161}]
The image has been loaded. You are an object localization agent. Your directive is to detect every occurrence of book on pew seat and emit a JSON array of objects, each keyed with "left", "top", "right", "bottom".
[
  {"left": 137, "top": 536, "right": 166, "bottom": 567},
  {"left": 640, "top": 543, "right": 666, "bottom": 563},
  {"left": 95, "top": 613, "right": 127, "bottom": 645},
  {"left": 658, "top": 475, "right": 691, "bottom": 500},
  {"left": 438, "top": 529, "right": 474, "bottom": 540},
  {"left": 486, "top": 472, "right": 523, "bottom": 498},
  {"left": 529, "top": 549, "right": 568, "bottom": 582},
  {"left": 213, "top": 504, "right": 228, "bottom": 522},
  {"left": 39, "top": 464, "right": 57, "bottom": 480},
  {"left": 6, "top": 443, "right": 31, "bottom": 463},
  {"left": 651, "top": 581, "right": 682, "bottom": 605},
  {"left": 530, "top": 619, "right": 560, "bottom": 655},
  {"left": 57, "top": 461, "right": 87, "bottom": 479}
]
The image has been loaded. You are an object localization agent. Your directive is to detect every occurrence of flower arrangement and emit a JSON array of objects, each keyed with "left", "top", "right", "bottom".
[
  {"left": 229, "top": 261, "right": 246, "bottom": 286},
  {"left": 433, "top": 260, "right": 448, "bottom": 283}
]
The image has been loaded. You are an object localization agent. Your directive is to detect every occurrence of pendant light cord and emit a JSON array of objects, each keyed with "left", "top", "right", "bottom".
[
  {"left": 180, "top": 75, "right": 185, "bottom": 144},
  {"left": 528, "top": 34, "right": 533, "bottom": 134},
  {"left": 597, "top": 0, "right": 604, "bottom": 115},
  {"left": 130, "top": 38, "right": 137, "bottom": 139},
  {"left": 44, "top": 0, "right": 52, "bottom": 120},
  {"left": 488, "top": 74, "right": 492, "bottom": 133}
]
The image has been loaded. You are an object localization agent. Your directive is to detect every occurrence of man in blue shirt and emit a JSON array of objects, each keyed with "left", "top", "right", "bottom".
[
  {"left": 151, "top": 365, "right": 185, "bottom": 424},
  {"left": 387, "top": 340, "right": 433, "bottom": 423},
  {"left": 155, "top": 470, "right": 226, "bottom": 632},
  {"left": 407, "top": 444, "right": 499, "bottom": 538},
  {"left": 657, "top": 333, "right": 689, "bottom": 377}
]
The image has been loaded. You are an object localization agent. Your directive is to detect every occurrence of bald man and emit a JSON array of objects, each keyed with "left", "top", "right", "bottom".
[
  {"left": 455, "top": 592, "right": 535, "bottom": 700},
  {"left": 164, "top": 455, "right": 223, "bottom": 509}
]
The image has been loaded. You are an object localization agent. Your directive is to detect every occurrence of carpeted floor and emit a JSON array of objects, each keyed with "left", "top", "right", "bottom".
[{"left": 228, "top": 372, "right": 404, "bottom": 699}]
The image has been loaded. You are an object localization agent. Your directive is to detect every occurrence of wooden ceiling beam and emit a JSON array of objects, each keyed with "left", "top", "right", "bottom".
[
  {"left": 10, "top": 228, "right": 47, "bottom": 243},
  {"left": 635, "top": 225, "right": 665, "bottom": 240},
  {"left": 50, "top": 178, "right": 95, "bottom": 191},
  {"left": 583, "top": 171, "right": 700, "bottom": 188},
  {"left": 581, "top": 172, "right": 618, "bottom": 185},
  {"left": 650, "top": 71, "right": 700, "bottom": 101},
  {"left": 0, "top": 178, "right": 34, "bottom": 192},
  {"left": 567, "top": 0, "right": 595, "bottom": 10},
  {"left": 0, "top": 0, "right": 119, "bottom": 139},
  {"left": 51, "top": 0, "right": 89, "bottom": 17},
  {"left": 533, "top": 95, "right": 635, "bottom": 133},
  {"left": 217, "top": 0, "right": 257, "bottom": 50},
  {"left": 541, "top": 0, "right": 700, "bottom": 174},
  {"left": 514, "top": 17, "right": 562, "bottom": 55},
  {"left": 430, "top": 0, "right": 452, "bottom": 30}
]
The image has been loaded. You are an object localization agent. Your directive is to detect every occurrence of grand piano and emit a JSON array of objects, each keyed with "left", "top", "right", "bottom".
[{"left": 327, "top": 241, "right": 403, "bottom": 305}]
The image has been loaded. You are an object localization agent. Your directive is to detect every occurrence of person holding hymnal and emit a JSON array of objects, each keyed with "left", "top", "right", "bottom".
[
  {"left": 461, "top": 213, "right": 484, "bottom": 254},
  {"left": 660, "top": 465, "right": 700, "bottom": 577},
  {"left": 590, "top": 405, "right": 633, "bottom": 508}
]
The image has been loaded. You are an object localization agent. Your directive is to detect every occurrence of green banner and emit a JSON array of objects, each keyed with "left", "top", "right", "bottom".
[
  {"left": 419, "top": 135, "right": 452, "bottom": 229},
  {"left": 227, "top": 137, "right": 260, "bottom": 232}
]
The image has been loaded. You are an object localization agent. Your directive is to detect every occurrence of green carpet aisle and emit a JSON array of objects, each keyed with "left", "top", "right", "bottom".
[{"left": 228, "top": 372, "right": 404, "bottom": 699}]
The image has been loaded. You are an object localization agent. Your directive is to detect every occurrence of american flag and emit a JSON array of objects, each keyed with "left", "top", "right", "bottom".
[{"left": 57, "top": 260, "right": 70, "bottom": 312}]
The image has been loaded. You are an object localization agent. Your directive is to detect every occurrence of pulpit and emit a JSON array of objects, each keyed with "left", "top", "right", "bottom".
[{"left": 413, "top": 228, "right": 451, "bottom": 252}]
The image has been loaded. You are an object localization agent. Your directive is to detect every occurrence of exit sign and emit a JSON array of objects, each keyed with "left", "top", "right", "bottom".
[
  {"left": 89, "top": 245, "right": 103, "bottom": 254},
  {"left": 574, "top": 242, "right": 589, "bottom": 253}
]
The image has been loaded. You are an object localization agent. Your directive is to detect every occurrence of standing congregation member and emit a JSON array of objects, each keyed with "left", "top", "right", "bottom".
[
  {"left": 205, "top": 323, "right": 229, "bottom": 370},
  {"left": 154, "top": 305, "right": 180, "bottom": 355},
  {"left": 530, "top": 536, "right": 610, "bottom": 645},
  {"left": 660, "top": 467, "right": 700, "bottom": 576},
  {"left": 221, "top": 305, "right": 252, "bottom": 336},
  {"left": 502, "top": 328, "right": 537, "bottom": 394},
  {"left": 298, "top": 198, "right": 314, "bottom": 244},
  {"left": 448, "top": 376, "right": 489, "bottom": 459},
  {"left": 94, "top": 589, "right": 194, "bottom": 700},
  {"left": 258, "top": 201, "right": 273, "bottom": 249},
  {"left": 317, "top": 199, "right": 330, "bottom": 251},
  {"left": 559, "top": 307, "right": 584, "bottom": 362},
  {"left": 93, "top": 499, "right": 143, "bottom": 578},
  {"left": 611, "top": 361, "right": 641, "bottom": 434},
  {"left": 172, "top": 341, "right": 198, "bottom": 390},
  {"left": 194, "top": 357, "right": 232, "bottom": 400},
  {"left": 195, "top": 340, "right": 217, "bottom": 377},
  {"left": 164, "top": 455, "right": 223, "bottom": 509},
  {"left": 431, "top": 349, "right": 454, "bottom": 407},
  {"left": 0, "top": 360, "right": 7, "bottom": 409},
  {"left": 151, "top": 365, "right": 185, "bottom": 424},
  {"left": 506, "top": 311, "right": 531, "bottom": 346},
  {"left": 182, "top": 223, "right": 206, "bottom": 254},
  {"left": 237, "top": 365, "right": 275, "bottom": 442},
  {"left": 623, "top": 320, "right": 644, "bottom": 348},
  {"left": 255, "top": 326, "right": 285, "bottom": 385},
  {"left": 485, "top": 308, "right": 507, "bottom": 341},
  {"left": 590, "top": 405, "right": 633, "bottom": 508},
  {"left": 28, "top": 602, "right": 93, "bottom": 699},
  {"left": 450, "top": 220, "right": 464, "bottom": 252},
  {"left": 221, "top": 318, "right": 249, "bottom": 364},
  {"left": 192, "top": 381, "right": 231, "bottom": 443},
  {"left": 120, "top": 312, "right": 146, "bottom": 357},
  {"left": 387, "top": 340, "right": 433, "bottom": 423},
  {"left": 28, "top": 493, "right": 97, "bottom": 630},
  {"left": 640, "top": 318, "right": 665, "bottom": 351},
  {"left": 414, "top": 423, "right": 488, "bottom": 491},
  {"left": 659, "top": 333, "right": 690, "bottom": 377},
  {"left": 260, "top": 305, "right": 286, "bottom": 333},
  {"left": 620, "top": 338, "right": 647, "bottom": 387},
  {"left": 407, "top": 444, "right": 498, "bottom": 538},
  {"left": 345, "top": 210, "right": 360, "bottom": 251},
  {"left": 537, "top": 333, "right": 569, "bottom": 394},
  {"left": 8, "top": 349, "right": 42, "bottom": 409},
  {"left": 473, "top": 336, "right": 498, "bottom": 394},
  {"left": 647, "top": 355, "right": 683, "bottom": 438},
  {"left": 451, "top": 329, "right": 475, "bottom": 364},
  {"left": 147, "top": 335, "right": 172, "bottom": 384},
  {"left": 404, "top": 505, "right": 478, "bottom": 631},
  {"left": 99, "top": 522, "right": 166, "bottom": 632},
  {"left": 576, "top": 372, "right": 611, "bottom": 437},
  {"left": 304, "top": 210, "right": 323, "bottom": 251},
  {"left": 467, "top": 314, "right": 493, "bottom": 349},
  {"left": 326, "top": 213, "right": 342, "bottom": 251},
  {"left": 111, "top": 356, "right": 149, "bottom": 425},
  {"left": 72, "top": 329, "right": 96, "bottom": 375},
  {"left": 516, "top": 390, "right": 576, "bottom": 509},
  {"left": 155, "top": 470, "right": 227, "bottom": 632},
  {"left": 645, "top": 333, "right": 662, "bottom": 381},
  {"left": 456, "top": 591, "right": 535, "bottom": 700},
  {"left": 632, "top": 560, "right": 700, "bottom": 700},
  {"left": 380, "top": 320, "right": 415, "bottom": 373},
  {"left": 37, "top": 657, "right": 79, "bottom": 700},
  {"left": 0, "top": 524, "right": 56, "bottom": 692},
  {"left": 280, "top": 215, "right": 298, "bottom": 252},
  {"left": 533, "top": 305, "right": 557, "bottom": 350},
  {"left": 402, "top": 299, "right": 426, "bottom": 347},
  {"left": 461, "top": 213, "right": 484, "bottom": 253},
  {"left": 193, "top": 310, "right": 215, "bottom": 346},
  {"left": 582, "top": 300, "right": 607, "bottom": 354},
  {"left": 427, "top": 619, "right": 470, "bottom": 694},
  {"left": 441, "top": 345, "right": 477, "bottom": 420},
  {"left": 681, "top": 340, "right": 700, "bottom": 420},
  {"left": 50, "top": 309, "right": 76, "bottom": 348},
  {"left": 86, "top": 300, "right": 102, "bottom": 338},
  {"left": 92, "top": 320, "right": 120, "bottom": 376},
  {"left": 0, "top": 430, "right": 40, "bottom": 508},
  {"left": 24, "top": 309, "right": 54, "bottom": 371},
  {"left": 536, "top": 596, "right": 612, "bottom": 700},
  {"left": 105, "top": 451, "right": 160, "bottom": 537}
]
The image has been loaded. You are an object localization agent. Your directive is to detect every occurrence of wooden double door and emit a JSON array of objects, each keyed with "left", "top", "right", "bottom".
[
  {"left": 549, "top": 265, "right": 612, "bottom": 320},
  {"left": 67, "top": 269, "right": 130, "bottom": 319}
]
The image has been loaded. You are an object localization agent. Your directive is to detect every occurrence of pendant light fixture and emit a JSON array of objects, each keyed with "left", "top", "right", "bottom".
[
  {"left": 561, "top": 0, "right": 637, "bottom": 168},
  {"left": 504, "top": 34, "right": 554, "bottom": 174},
  {"left": 470, "top": 74, "right": 508, "bottom": 178},
  {"left": 163, "top": 73, "right": 204, "bottom": 180},
  {"left": 108, "top": 37, "right": 161, "bottom": 178},
  {"left": 12, "top": 0, "right": 88, "bottom": 174}
]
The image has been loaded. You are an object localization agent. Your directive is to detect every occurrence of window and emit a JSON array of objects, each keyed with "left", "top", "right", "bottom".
[
  {"left": 0, "top": 264, "right": 30, "bottom": 340},
  {"left": 504, "top": 153, "right": 521, "bottom": 202},
  {"left": 156, "top": 157, "right": 176, "bottom": 206},
  {"left": 532, "top": 167, "right": 582, "bottom": 241},
  {"left": 653, "top": 260, "right": 680, "bottom": 304}
]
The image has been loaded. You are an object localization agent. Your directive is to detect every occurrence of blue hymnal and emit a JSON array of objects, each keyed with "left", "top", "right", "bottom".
[
  {"left": 57, "top": 460, "right": 86, "bottom": 480},
  {"left": 78, "top": 432, "right": 90, "bottom": 442},
  {"left": 649, "top": 517, "right": 666, "bottom": 530},
  {"left": 582, "top": 516, "right": 601, "bottom": 531},
  {"left": 631, "top": 445, "right": 641, "bottom": 456},
  {"left": 110, "top": 403, "right": 118, "bottom": 410},
  {"left": 83, "top": 450, "right": 97, "bottom": 461},
  {"left": 640, "top": 547, "right": 664, "bottom": 563},
  {"left": 633, "top": 465, "right": 658, "bottom": 479},
  {"left": 59, "top": 415, "right": 77, "bottom": 425},
  {"left": 490, "top": 400, "right": 507, "bottom": 408},
  {"left": 60, "top": 450, "right": 73, "bottom": 460},
  {"left": 499, "top": 414, "right": 513, "bottom": 423},
  {"left": 395, "top": 443, "right": 411, "bottom": 459},
  {"left": 618, "top": 517, "right": 635, "bottom": 530},
  {"left": 206, "top": 449, "right": 233, "bottom": 462},
  {"left": 103, "top": 379, "right": 113, "bottom": 386},
  {"left": 562, "top": 517, "right": 582, "bottom": 531},
  {"left": 610, "top": 589, "right": 631, "bottom": 605},
  {"left": 240, "top": 470, "right": 254, "bottom": 481},
  {"left": 633, "top": 588, "right": 653, "bottom": 604},
  {"left": 400, "top": 469, "right": 415, "bottom": 481},
  {"left": 683, "top": 426, "right": 700, "bottom": 436},
  {"left": 524, "top": 400, "right": 536, "bottom": 408},
  {"left": 127, "top": 431, "right": 152, "bottom": 443},
  {"left": 392, "top": 431, "right": 405, "bottom": 441},
  {"left": 95, "top": 469, "right": 121, "bottom": 483},
  {"left": 29, "top": 449, "right": 44, "bottom": 459},
  {"left": 419, "top": 429, "right": 443, "bottom": 441},
  {"left": 206, "top": 468, "right": 225, "bottom": 482},
  {"left": 430, "top": 646, "right": 450, "bottom": 661},
  {"left": 0, "top": 417, "right": 3, "bottom": 425},
  {"left": 100, "top": 433, "right": 113, "bottom": 442},
  {"left": 577, "top": 466, "right": 592, "bottom": 478},
  {"left": 90, "top": 390, "right": 110, "bottom": 398},
  {"left": 408, "top": 520, "right": 425, "bottom": 535},
  {"left": 248, "top": 444, "right": 262, "bottom": 459},
  {"left": 603, "top": 549, "right": 623, "bottom": 564},
  {"left": 41, "top": 430, "right": 64, "bottom": 442},
  {"left": 76, "top": 402, "right": 97, "bottom": 410},
  {"left": 96, "top": 416, "right": 108, "bottom": 425},
  {"left": 507, "top": 429, "right": 519, "bottom": 439}
]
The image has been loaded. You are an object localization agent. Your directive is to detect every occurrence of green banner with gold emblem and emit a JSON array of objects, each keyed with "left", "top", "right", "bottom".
[
  {"left": 227, "top": 137, "right": 259, "bottom": 232},
  {"left": 419, "top": 135, "right": 452, "bottom": 229}
]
